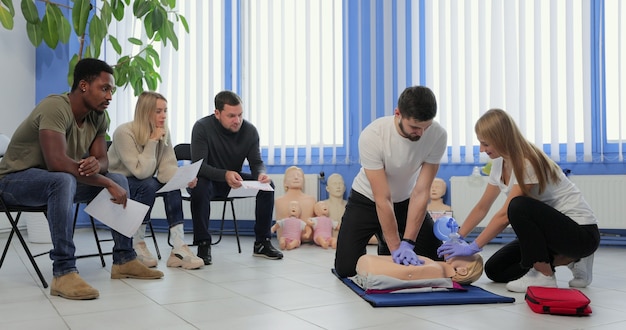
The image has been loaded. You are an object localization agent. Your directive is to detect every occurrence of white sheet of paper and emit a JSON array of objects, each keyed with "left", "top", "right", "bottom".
[
  {"left": 156, "top": 159, "right": 202, "bottom": 193},
  {"left": 227, "top": 181, "right": 274, "bottom": 198},
  {"left": 83, "top": 189, "right": 150, "bottom": 238}
]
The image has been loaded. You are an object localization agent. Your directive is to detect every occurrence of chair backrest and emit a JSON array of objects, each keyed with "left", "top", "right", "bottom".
[{"left": 174, "top": 143, "right": 191, "bottom": 161}]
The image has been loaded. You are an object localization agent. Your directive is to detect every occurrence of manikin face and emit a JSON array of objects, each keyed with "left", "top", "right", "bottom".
[
  {"left": 152, "top": 99, "right": 168, "bottom": 128},
  {"left": 394, "top": 110, "right": 432, "bottom": 142},
  {"left": 326, "top": 175, "right": 345, "bottom": 198},
  {"left": 314, "top": 201, "right": 329, "bottom": 216},
  {"left": 288, "top": 201, "right": 301, "bottom": 217},
  {"left": 215, "top": 103, "right": 243, "bottom": 133},
  {"left": 430, "top": 179, "right": 446, "bottom": 200},
  {"left": 477, "top": 135, "right": 502, "bottom": 159},
  {"left": 284, "top": 168, "right": 304, "bottom": 190}
]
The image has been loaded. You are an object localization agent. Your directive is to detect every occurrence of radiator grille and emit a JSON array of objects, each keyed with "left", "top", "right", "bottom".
[{"left": 450, "top": 175, "right": 626, "bottom": 230}]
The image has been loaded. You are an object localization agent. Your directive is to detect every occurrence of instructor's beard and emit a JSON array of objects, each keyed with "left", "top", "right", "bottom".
[{"left": 398, "top": 120, "right": 421, "bottom": 142}]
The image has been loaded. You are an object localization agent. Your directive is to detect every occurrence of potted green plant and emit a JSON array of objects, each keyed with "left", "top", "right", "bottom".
[{"left": 0, "top": 0, "right": 188, "bottom": 96}]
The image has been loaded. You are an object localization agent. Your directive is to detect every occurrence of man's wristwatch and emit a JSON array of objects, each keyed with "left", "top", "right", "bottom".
[{"left": 402, "top": 238, "right": 416, "bottom": 246}]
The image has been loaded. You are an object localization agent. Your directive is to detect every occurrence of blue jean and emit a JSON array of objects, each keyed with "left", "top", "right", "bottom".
[
  {"left": 126, "top": 176, "right": 185, "bottom": 227},
  {"left": 0, "top": 168, "right": 135, "bottom": 276},
  {"left": 190, "top": 173, "right": 274, "bottom": 244}
]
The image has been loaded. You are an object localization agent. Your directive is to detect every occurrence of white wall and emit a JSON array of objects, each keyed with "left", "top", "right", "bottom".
[
  {"left": 0, "top": 14, "right": 37, "bottom": 232},
  {"left": 0, "top": 14, "right": 36, "bottom": 136}
]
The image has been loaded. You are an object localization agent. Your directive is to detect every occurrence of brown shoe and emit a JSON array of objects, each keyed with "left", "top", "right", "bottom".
[
  {"left": 111, "top": 259, "right": 164, "bottom": 279},
  {"left": 50, "top": 272, "right": 99, "bottom": 300}
]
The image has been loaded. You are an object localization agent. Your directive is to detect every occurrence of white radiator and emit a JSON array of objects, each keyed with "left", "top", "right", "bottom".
[{"left": 450, "top": 175, "right": 626, "bottom": 229}]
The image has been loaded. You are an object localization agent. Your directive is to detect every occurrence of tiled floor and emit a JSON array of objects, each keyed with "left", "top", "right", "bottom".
[{"left": 1, "top": 229, "right": 626, "bottom": 330}]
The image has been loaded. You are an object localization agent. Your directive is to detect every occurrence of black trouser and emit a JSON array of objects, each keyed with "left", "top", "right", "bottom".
[
  {"left": 485, "top": 196, "right": 600, "bottom": 283},
  {"left": 334, "top": 189, "right": 442, "bottom": 277},
  {"left": 190, "top": 174, "right": 275, "bottom": 244}
]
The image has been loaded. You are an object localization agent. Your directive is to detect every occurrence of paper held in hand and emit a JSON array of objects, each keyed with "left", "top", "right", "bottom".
[
  {"left": 84, "top": 189, "right": 150, "bottom": 238},
  {"left": 156, "top": 160, "right": 202, "bottom": 193},
  {"left": 227, "top": 181, "right": 274, "bottom": 198}
]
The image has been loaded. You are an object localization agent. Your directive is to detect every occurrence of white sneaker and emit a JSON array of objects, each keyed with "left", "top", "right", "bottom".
[
  {"left": 506, "top": 268, "right": 557, "bottom": 293},
  {"left": 134, "top": 242, "right": 158, "bottom": 268},
  {"left": 568, "top": 254, "right": 594, "bottom": 288},
  {"left": 167, "top": 245, "right": 204, "bottom": 270}
]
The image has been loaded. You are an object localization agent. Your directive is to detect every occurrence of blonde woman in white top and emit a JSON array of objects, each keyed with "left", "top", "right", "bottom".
[{"left": 437, "top": 109, "right": 599, "bottom": 292}]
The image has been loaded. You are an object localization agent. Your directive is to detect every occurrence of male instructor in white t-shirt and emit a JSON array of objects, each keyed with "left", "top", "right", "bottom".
[{"left": 334, "top": 86, "right": 448, "bottom": 278}]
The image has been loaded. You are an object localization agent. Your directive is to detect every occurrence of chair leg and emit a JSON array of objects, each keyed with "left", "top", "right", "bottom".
[
  {"left": 0, "top": 212, "right": 48, "bottom": 288},
  {"left": 229, "top": 200, "right": 241, "bottom": 253},
  {"left": 89, "top": 216, "right": 107, "bottom": 267},
  {"left": 211, "top": 199, "right": 229, "bottom": 245},
  {"left": 148, "top": 222, "right": 161, "bottom": 259}
]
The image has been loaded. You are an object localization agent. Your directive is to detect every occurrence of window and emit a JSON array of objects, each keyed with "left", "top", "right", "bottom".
[
  {"left": 421, "top": 0, "right": 589, "bottom": 163},
  {"left": 241, "top": 0, "right": 344, "bottom": 165},
  {"left": 604, "top": 0, "right": 625, "bottom": 153},
  {"left": 105, "top": 0, "right": 344, "bottom": 166}
]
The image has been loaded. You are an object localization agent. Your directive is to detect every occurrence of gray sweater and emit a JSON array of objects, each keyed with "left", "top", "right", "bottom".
[{"left": 191, "top": 114, "right": 265, "bottom": 182}]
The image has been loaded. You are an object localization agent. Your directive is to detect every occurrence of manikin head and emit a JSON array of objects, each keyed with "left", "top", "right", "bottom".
[
  {"left": 283, "top": 166, "right": 305, "bottom": 192},
  {"left": 326, "top": 173, "right": 346, "bottom": 199},
  {"left": 288, "top": 200, "right": 302, "bottom": 218},
  {"left": 313, "top": 201, "right": 330, "bottom": 217},
  {"left": 430, "top": 177, "right": 447, "bottom": 200},
  {"left": 447, "top": 254, "right": 484, "bottom": 284}
]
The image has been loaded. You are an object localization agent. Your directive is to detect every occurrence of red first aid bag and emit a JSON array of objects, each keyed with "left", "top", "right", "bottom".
[{"left": 525, "top": 286, "right": 592, "bottom": 316}]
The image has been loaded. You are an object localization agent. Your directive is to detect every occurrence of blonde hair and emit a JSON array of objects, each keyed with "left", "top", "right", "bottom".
[
  {"left": 131, "top": 91, "right": 169, "bottom": 146},
  {"left": 475, "top": 109, "right": 561, "bottom": 196},
  {"left": 283, "top": 166, "right": 305, "bottom": 192},
  {"left": 450, "top": 254, "right": 484, "bottom": 285}
]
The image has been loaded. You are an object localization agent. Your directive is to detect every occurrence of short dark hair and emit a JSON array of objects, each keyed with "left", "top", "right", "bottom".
[
  {"left": 397, "top": 86, "right": 437, "bottom": 121},
  {"left": 214, "top": 90, "right": 242, "bottom": 111},
  {"left": 71, "top": 58, "right": 114, "bottom": 91}
]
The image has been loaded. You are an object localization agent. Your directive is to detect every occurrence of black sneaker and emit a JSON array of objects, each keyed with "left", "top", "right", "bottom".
[
  {"left": 253, "top": 239, "right": 283, "bottom": 260},
  {"left": 196, "top": 240, "right": 212, "bottom": 265}
]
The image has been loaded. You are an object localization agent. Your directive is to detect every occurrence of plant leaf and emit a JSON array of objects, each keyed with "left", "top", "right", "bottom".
[
  {"left": 145, "top": 46, "right": 160, "bottom": 67},
  {"left": 1, "top": 0, "right": 15, "bottom": 16},
  {"left": 0, "top": 5, "right": 14, "bottom": 29},
  {"left": 150, "top": 7, "right": 165, "bottom": 32},
  {"left": 178, "top": 14, "right": 189, "bottom": 33},
  {"left": 50, "top": 4, "right": 70, "bottom": 44},
  {"left": 100, "top": 0, "right": 112, "bottom": 26},
  {"left": 67, "top": 54, "right": 79, "bottom": 87},
  {"left": 20, "top": 0, "right": 38, "bottom": 24},
  {"left": 25, "top": 21, "right": 42, "bottom": 46},
  {"left": 133, "top": 0, "right": 153, "bottom": 18},
  {"left": 41, "top": 4, "right": 59, "bottom": 48},
  {"left": 128, "top": 37, "right": 143, "bottom": 45},
  {"left": 72, "top": 0, "right": 91, "bottom": 36},
  {"left": 111, "top": 0, "right": 125, "bottom": 21},
  {"left": 108, "top": 35, "right": 122, "bottom": 55}
]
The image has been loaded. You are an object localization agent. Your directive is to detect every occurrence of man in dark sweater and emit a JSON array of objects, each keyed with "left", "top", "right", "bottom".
[{"left": 190, "top": 91, "right": 283, "bottom": 264}]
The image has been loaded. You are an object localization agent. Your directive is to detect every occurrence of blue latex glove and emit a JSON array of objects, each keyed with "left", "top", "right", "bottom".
[
  {"left": 437, "top": 240, "right": 482, "bottom": 260},
  {"left": 391, "top": 241, "right": 425, "bottom": 266}
]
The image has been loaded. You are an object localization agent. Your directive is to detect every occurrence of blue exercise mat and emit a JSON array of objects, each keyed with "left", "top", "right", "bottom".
[{"left": 332, "top": 269, "right": 515, "bottom": 307}]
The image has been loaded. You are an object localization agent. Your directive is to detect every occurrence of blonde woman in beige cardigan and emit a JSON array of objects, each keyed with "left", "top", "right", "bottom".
[{"left": 108, "top": 91, "right": 203, "bottom": 270}]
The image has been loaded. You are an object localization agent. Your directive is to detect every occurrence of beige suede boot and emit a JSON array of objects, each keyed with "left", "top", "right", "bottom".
[
  {"left": 50, "top": 272, "right": 99, "bottom": 300},
  {"left": 111, "top": 259, "right": 164, "bottom": 279}
]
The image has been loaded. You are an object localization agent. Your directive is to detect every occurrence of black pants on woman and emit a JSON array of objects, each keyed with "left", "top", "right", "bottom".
[
  {"left": 334, "top": 189, "right": 443, "bottom": 278},
  {"left": 485, "top": 196, "right": 600, "bottom": 283}
]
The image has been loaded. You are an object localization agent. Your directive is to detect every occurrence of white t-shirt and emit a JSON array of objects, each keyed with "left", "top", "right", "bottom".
[
  {"left": 488, "top": 157, "right": 597, "bottom": 225},
  {"left": 351, "top": 116, "right": 447, "bottom": 202}
]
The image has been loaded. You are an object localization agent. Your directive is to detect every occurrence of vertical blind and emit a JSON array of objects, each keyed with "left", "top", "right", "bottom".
[
  {"left": 604, "top": 0, "right": 625, "bottom": 161},
  {"left": 421, "top": 0, "right": 590, "bottom": 164},
  {"left": 104, "top": 0, "right": 622, "bottom": 166},
  {"left": 241, "top": 0, "right": 344, "bottom": 165}
]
